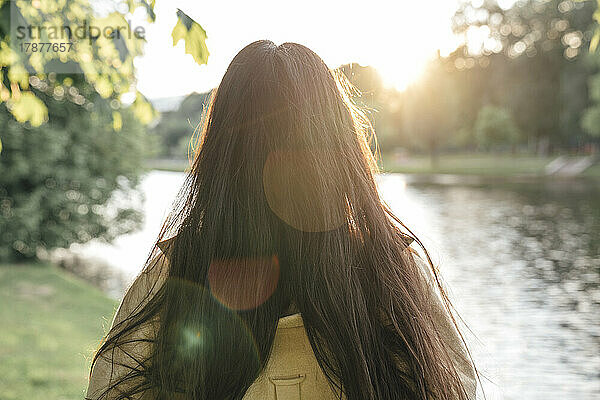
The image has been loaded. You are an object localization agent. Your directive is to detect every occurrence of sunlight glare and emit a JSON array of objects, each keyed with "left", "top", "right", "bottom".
[{"left": 135, "top": 0, "right": 463, "bottom": 97}]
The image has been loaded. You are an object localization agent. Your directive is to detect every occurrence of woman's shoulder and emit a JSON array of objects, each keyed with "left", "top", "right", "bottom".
[
  {"left": 157, "top": 235, "right": 177, "bottom": 260},
  {"left": 110, "top": 241, "right": 172, "bottom": 331},
  {"left": 87, "top": 242, "right": 172, "bottom": 399}
]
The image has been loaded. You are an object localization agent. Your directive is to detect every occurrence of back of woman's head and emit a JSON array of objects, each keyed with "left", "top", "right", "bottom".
[
  {"left": 91, "top": 40, "right": 475, "bottom": 400},
  {"left": 197, "top": 40, "right": 379, "bottom": 234}
]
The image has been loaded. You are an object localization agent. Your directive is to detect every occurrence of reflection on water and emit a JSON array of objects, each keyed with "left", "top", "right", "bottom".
[
  {"left": 64, "top": 171, "right": 186, "bottom": 278},
  {"left": 379, "top": 174, "right": 599, "bottom": 400},
  {"left": 72, "top": 171, "right": 599, "bottom": 399},
  {"left": 51, "top": 171, "right": 186, "bottom": 296}
]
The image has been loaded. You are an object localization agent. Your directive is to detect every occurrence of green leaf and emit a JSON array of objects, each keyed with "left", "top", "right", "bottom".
[
  {"left": 126, "top": 0, "right": 156, "bottom": 22},
  {"left": 591, "top": 31, "right": 600, "bottom": 53},
  {"left": 9, "top": 92, "right": 48, "bottom": 127},
  {"left": 142, "top": 0, "right": 156, "bottom": 22},
  {"left": 172, "top": 9, "right": 209, "bottom": 66},
  {"left": 113, "top": 111, "right": 123, "bottom": 131},
  {"left": 131, "top": 91, "right": 157, "bottom": 125}
]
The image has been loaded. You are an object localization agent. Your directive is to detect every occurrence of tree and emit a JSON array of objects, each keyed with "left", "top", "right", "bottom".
[
  {"left": 581, "top": 53, "right": 600, "bottom": 138},
  {"left": 0, "top": 0, "right": 209, "bottom": 148},
  {"left": 451, "top": 0, "right": 598, "bottom": 151},
  {"left": 0, "top": 86, "right": 148, "bottom": 261},
  {"left": 402, "top": 55, "right": 457, "bottom": 167},
  {"left": 474, "top": 105, "right": 520, "bottom": 150},
  {"left": 151, "top": 91, "right": 213, "bottom": 158},
  {"left": 338, "top": 63, "right": 405, "bottom": 152},
  {"left": 0, "top": 1, "right": 210, "bottom": 261},
  {"left": 590, "top": 0, "right": 600, "bottom": 51}
]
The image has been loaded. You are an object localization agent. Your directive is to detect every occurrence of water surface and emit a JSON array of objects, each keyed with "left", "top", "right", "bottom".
[
  {"left": 71, "top": 171, "right": 600, "bottom": 399},
  {"left": 378, "top": 174, "right": 599, "bottom": 399}
]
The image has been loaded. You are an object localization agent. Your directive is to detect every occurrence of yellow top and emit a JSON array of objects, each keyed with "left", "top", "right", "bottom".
[
  {"left": 242, "top": 312, "right": 341, "bottom": 400},
  {"left": 86, "top": 239, "right": 477, "bottom": 400}
]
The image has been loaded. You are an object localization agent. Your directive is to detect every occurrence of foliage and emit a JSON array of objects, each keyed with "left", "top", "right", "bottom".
[
  {"left": 151, "top": 91, "right": 212, "bottom": 158},
  {"left": 447, "top": 0, "right": 598, "bottom": 151},
  {"left": 402, "top": 56, "right": 457, "bottom": 163},
  {"left": 474, "top": 105, "right": 520, "bottom": 149},
  {"left": 0, "top": 88, "right": 148, "bottom": 261},
  {"left": 336, "top": 1, "right": 598, "bottom": 155},
  {"left": 172, "top": 9, "right": 210, "bottom": 66},
  {"left": 581, "top": 53, "right": 600, "bottom": 136},
  {"left": 0, "top": 0, "right": 210, "bottom": 261},
  {"left": 0, "top": 0, "right": 209, "bottom": 144},
  {"left": 585, "top": 0, "right": 600, "bottom": 51},
  {"left": 339, "top": 63, "right": 406, "bottom": 152},
  {"left": 0, "top": 0, "right": 144, "bottom": 130}
]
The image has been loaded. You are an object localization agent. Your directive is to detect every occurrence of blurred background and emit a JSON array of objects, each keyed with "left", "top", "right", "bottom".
[{"left": 0, "top": 0, "right": 598, "bottom": 399}]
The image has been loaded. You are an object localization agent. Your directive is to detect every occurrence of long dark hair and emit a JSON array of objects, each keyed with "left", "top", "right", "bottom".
[{"left": 90, "top": 40, "right": 477, "bottom": 400}]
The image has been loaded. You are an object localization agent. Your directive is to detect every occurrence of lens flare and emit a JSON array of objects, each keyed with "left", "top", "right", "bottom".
[
  {"left": 180, "top": 325, "right": 209, "bottom": 353},
  {"left": 166, "top": 277, "right": 261, "bottom": 365},
  {"left": 263, "top": 149, "right": 347, "bottom": 232},
  {"left": 208, "top": 255, "right": 280, "bottom": 311}
]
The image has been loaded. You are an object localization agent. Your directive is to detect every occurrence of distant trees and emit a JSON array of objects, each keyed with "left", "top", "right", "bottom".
[
  {"left": 448, "top": 0, "right": 598, "bottom": 152},
  {"left": 149, "top": 1, "right": 600, "bottom": 163},
  {"left": 338, "top": 63, "right": 403, "bottom": 151},
  {"left": 150, "top": 91, "right": 212, "bottom": 158},
  {"left": 339, "top": 61, "right": 458, "bottom": 166},
  {"left": 338, "top": 0, "right": 600, "bottom": 156},
  {"left": 402, "top": 56, "right": 457, "bottom": 166},
  {"left": 474, "top": 105, "right": 520, "bottom": 150},
  {"left": 582, "top": 53, "right": 600, "bottom": 137}
]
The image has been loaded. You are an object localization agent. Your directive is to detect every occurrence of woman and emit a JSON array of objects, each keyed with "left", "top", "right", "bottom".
[{"left": 87, "top": 40, "right": 478, "bottom": 400}]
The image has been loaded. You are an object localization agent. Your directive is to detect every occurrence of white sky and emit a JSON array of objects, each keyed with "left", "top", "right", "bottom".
[{"left": 132, "top": 0, "right": 475, "bottom": 99}]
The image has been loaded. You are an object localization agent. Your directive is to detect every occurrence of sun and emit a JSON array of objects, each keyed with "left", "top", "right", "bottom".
[
  {"left": 369, "top": 34, "right": 460, "bottom": 92},
  {"left": 374, "top": 56, "right": 430, "bottom": 92},
  {"left": 347, "top": 1, "right": 461, "bottom": 92}
]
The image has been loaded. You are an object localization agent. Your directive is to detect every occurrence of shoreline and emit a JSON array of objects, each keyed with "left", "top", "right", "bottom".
[
  {"left": 385, "top": 171, "right": 600, "bottom": 186},
  {"left": 145, "top": 155, "right": 600, "bottom": 183}
]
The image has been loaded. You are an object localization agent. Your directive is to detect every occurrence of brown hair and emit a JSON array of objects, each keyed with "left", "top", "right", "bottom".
[{"left": 90, "top": 40, "right": 477, "bottom": 400}]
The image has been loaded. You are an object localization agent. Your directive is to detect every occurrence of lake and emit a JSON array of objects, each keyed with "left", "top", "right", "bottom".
[{"left": 68, "top": 170, "right": 600, "bottom": 400}]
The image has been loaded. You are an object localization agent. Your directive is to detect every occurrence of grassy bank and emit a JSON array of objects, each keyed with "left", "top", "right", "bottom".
[
  {"left": 381, "top": 153, "right": 600, "bottom": 178},
  {"left": 0, "top": 263, "right": 117, "bottom": 400}
]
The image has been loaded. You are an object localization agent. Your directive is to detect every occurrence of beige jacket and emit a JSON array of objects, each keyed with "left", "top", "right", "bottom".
[{"left": 87, "top": 241, "right": 477, "bottom": 400}]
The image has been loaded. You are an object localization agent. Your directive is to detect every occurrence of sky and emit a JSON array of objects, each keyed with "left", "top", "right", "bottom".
[{"left": 130, "top": 0, "right": 515, "bottom": 99}]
